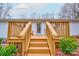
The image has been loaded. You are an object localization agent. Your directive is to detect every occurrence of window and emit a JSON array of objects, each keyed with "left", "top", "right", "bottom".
[
  {"left": 77, "top": 12, "right": 79, "bottom": 18},
  {"left": 78, "top": 4, "right": 79, "bottom": 8},
  {"left": 37, "top": 23, "right": 41, "bottom": 33}
]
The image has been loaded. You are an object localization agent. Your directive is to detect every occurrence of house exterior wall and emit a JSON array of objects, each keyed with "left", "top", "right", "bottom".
[
  {"left": 41, "top": 23, "right": 46, "bottom": 35},
  {"left": 70, "top": 22, "right": 79, "bottom": 35},
  {"left": 32, "top": 23, "right": 45, "bottom": 35},
  {"left": 0, "top": 21, "right": 79, "bottom": 38},
  {"left": 0, "top": 22, "right": 8, "bottom": 38},
  {"left": 32, "top": 23, "right": 37, "bottom": 35}
]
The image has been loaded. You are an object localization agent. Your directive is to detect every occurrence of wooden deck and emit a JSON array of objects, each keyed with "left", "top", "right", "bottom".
[{"left": 7, "top": 19, "right": 79, "bottom": 56}]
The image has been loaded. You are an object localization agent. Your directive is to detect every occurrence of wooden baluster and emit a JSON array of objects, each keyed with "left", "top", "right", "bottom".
[
  {"left": 8, "top": 21, "right": 12, "bottom": 38},
  {"left": 63, "top": 22, "right": 65, "bottom": 36},
  {"left": 64, "top": 23, "right": 66, "bottom": 36},
  {"left": 61, "top": 22, "right": 63, "bottom": 36},
  {"left": 66, "top": 22, "right": 68, "bottom": 36},
  {"left": 52, "top": 37, "right": 55, "bottom": 56},
  {"left": 68, "top": 22, "right": 70, "bottom": 35}
]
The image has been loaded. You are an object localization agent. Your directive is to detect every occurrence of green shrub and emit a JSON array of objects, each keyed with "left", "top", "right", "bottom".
[
  {"left": 0, "top": 44, "right": 17, "bottom": 56},
  {"left": 59, "top": 36, "right": 78, "bottom": 54},
  {"left": 0, "top": 38, "right": 3, "bottom": 44},
  {"left": 0, "top": 45, "right": 6, "bottom": 56},
  {"left": 5, "top": 44, "right": 17, "bottom": 56}
]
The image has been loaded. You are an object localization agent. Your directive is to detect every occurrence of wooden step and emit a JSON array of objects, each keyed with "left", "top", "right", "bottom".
[
  {"left": 27, "top": 53, "right": 50, "bottom": 56},
  {"left": 28, "top": 47, "right": 49, "bottom": 54},
  {"left": 27, "top": 35, "right": 50, "bottom": 56},
  {"left": 31, "top": 39, "right": 47, "bottom": 42},
  {"left": 30, "top": 42, "right": 48, "bottom": 47},
  {"left": 30, "top": 36, "right": 47, "bottom": 39}
]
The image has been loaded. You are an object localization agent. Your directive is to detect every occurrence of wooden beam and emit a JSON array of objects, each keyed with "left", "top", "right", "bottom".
[
  {"left": 19, "top": 22, "right": 31, "bottom": 37},
  {"left": 7, "top": 39, "right": 24, "bottom": 42},
  {"left": 46, "top": 22, "right": 58, "bottom": 36}
]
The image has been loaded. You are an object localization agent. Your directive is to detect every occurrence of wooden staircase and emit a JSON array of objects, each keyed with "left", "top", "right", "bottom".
[
  {"left": 7, "top": 21, "right": 71, "bottom": 56},
  {"left": 27, "top": 35, "right": 50, "bottom": 56}
]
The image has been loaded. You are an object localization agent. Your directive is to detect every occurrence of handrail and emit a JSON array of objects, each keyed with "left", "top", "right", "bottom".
[
  {"left": 19, "top": 22, "right": 31, "bottom": 37},
  {"left": 46, "top": 22, "right": 58, "bottom": 36},
  {"left": 8, "top": 21, "right": 26, "bottom": 38},
  {"left": 18, "top": 22, "right": 32, "bottom": 55},
  {"left": 7, "top": 22, "right": 32, "bottom": 56},
  {"left": 46, "top": 22, "right": 58, "bottom": 56}
]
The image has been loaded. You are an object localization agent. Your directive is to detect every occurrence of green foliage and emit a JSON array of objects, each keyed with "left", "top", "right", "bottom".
[
  {"left": 0, "top": 45, "right": 2, "bottom": 49},
  {"left": 59, "top": 36, "right": 78, "bottom": 54},
  {"left": 0, "top": 44, "right": 17, "bottom": 56},
  {"left": 0, "top": 38, "right": 3, "bottom": 44}
]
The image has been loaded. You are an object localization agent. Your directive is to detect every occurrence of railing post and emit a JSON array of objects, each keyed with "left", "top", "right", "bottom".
[
  {"left": 52, "top": 37, "right": 55, "bottom": 56},
  {"left": 46, "top": 22, "right": 58, "bottom": 56},
  {"left": 8, "top": 21, "right": 12, "bottom": 39},
  {"left": 22, "top": 42, "right": 25, "bottom": 56},
  {"left": 19, "top": 22, "right": 32, "bottom": 56}
]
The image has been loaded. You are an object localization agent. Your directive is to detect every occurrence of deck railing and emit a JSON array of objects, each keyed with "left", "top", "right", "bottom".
[
  {"left": 19, "top": 22, "right": 32, "bottom": 55},
  {"left": 8, "top": 21, "right": 27, "bottom": 38},
  {"left": 7, "top": 20, "right": 76, "bottom": 56},
  {"left": 7, "top": 22, "right": 32, "bottom": 56},
  {"left": 46, "top": 22, "right": 58, "bottom": 56},
  {"left": 50, "top": 21, "right": 70, "bottom": 36}
]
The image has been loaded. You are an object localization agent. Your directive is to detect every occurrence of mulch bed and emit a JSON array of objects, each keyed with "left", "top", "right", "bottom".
[{"left": 56, "top": 48, "right": 79, "bottom": 56}]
